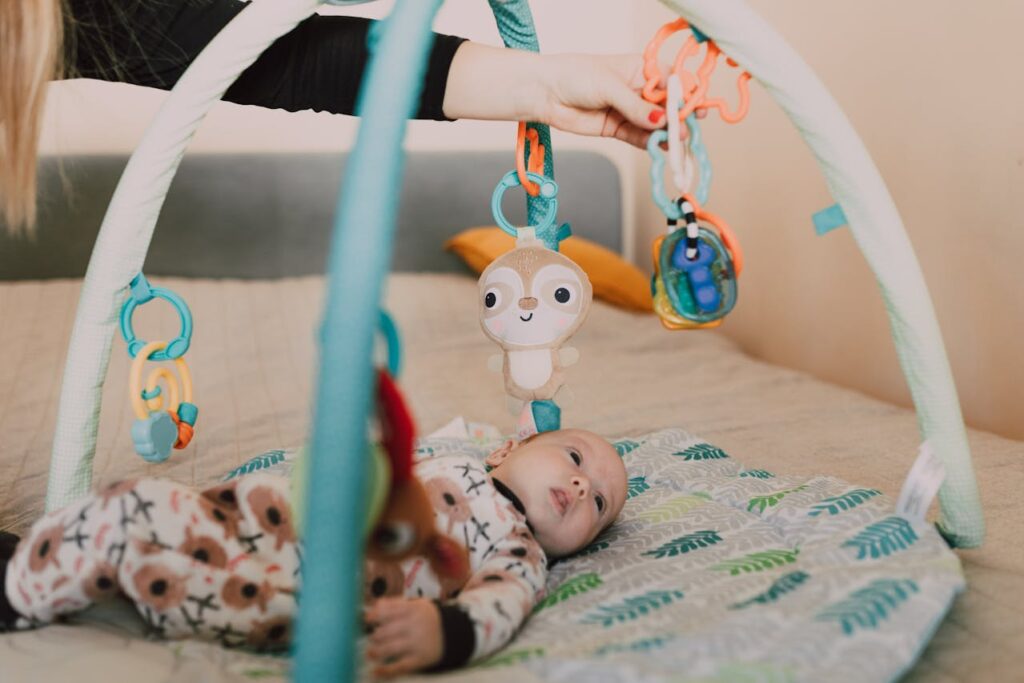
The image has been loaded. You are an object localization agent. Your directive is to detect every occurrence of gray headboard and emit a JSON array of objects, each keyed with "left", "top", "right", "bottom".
[{"left": 0, "top": 151, "right": 622, "bottom": 279}]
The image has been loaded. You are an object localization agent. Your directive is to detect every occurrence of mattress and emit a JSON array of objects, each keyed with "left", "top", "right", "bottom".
[{"left": 0, "top": 274, "right": 1021, "bottom": 682}]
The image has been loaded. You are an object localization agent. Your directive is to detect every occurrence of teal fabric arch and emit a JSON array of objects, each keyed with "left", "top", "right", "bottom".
[
  {"left": 292, "top": 1, "right": 445, "bottom": 678},
  {"left": 486, "top": 0, "right": 554, "bottom": 227},
  {"left": 661, "top": 0, "right": 983, "bottom": 548},
  {"left": 296, "top": 3, "right": 551, "bottom": 677}
]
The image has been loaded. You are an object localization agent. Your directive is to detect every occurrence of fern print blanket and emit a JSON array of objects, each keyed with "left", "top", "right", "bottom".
[
  {"left": 227, "top": 424, "right": 963, "bottom": 682},
  {"left": 397, "top": 426, "right": 964, "bottom": 683}
]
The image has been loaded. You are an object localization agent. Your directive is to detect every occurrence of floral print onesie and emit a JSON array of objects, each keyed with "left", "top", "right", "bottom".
[{"left": 1, "top": 450, "right": 547, "bottom": 669}]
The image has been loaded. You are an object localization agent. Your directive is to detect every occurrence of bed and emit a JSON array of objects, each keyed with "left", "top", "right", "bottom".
[{"left": 0, "top": 153, "right": 1019, "bottom": 682}]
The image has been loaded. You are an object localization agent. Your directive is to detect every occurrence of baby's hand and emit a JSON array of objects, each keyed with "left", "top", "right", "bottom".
[{"left": 365, "top": 597, "right": 443, "bottom": 678}]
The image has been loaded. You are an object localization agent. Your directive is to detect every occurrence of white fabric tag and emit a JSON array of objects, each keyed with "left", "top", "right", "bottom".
[
  {"left": 426, "top": 416, "right": 469, "bottom": 440},
  {"left": 515, "top": 404, "right": 539, "bottom": 442},
  {"left": 515, "top": 227, "right": 538, "bottom": 247},
  {"left": 895, "top": 441, "right": 946, "bottom": 522}
]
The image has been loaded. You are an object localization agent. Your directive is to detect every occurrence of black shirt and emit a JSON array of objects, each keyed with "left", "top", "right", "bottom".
[{"left": 65, "top": 0, "right": 467, "bottom": 120}]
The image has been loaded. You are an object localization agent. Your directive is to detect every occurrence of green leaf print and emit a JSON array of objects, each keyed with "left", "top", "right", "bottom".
[
  {"left": 730, "top": 571, "right": 811, "bottom": 609},
  {"left": 842, "top": 516, "right": 918, "bottom": 559},
  {"left": 581, "top": 590, "right": 684, "bottom": 627},
  {"left": 595, "top": 635, "right": 673, "bottom": 656},
  {"left": 627, "top": 476, "right": 651, "bottom": 499},
  {"left": 241, "top": 670, "right": 284, "bottom": 680},
  {"left": 739, "top": 469, "right": 775, "bottom": 480},
  {"left": 636, "top": 494, "right": 710, "bottom": 524},
  {"left": 712, "top": 549, "right": 800, "bottom": 576},
  {"left": 614, "top": 440, "right": 642, "bottom": 457},
  {"left": 747, "top": 485, "right": 809, "bottom": 514},
  {"left": 223, "top": 450, "right": 286, "bottom": 481},
  {"left": 478, "top": 647, "right": 546, "bottom": 668},
  {"left": 808, "top": 488, "right": 882, "bottom": 517},
  {"left": 575, "top": 540, "right": 610, "bottom": 557},
  {"left": 688, "top": 663, "right": 797, "bottom": 683},
  {"left": 815, "top": 579, "right": 919, "bottom": 635},
  {"left": 533, "top": 573, "right": 604, "bottom": 612},
  {"left": 643, "top": 530, "right": 722, "bottom": 559},
  {"left": 674, "top": 443, "right": 730, "bottom": 461}
]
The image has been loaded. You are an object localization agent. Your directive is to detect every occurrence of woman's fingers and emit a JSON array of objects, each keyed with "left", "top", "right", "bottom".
[{"left": 601, "top": 74, "right": 664, "bottom": 131}]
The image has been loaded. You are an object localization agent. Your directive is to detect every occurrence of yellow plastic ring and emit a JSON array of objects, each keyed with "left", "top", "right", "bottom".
[{"left": 129, "top": 340, "right": 194, "bottom": 420}]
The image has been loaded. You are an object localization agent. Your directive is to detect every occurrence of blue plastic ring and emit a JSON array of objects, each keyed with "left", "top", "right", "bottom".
[
  {"left": 491, "top": 170, "right": 559, "bottom": 239},
  {"left": 119, "top": 284, "right": 193, "bottom": 361},
  {"left": 378, "top": 310, "right": 402, "bottom": 378},
  {"left": 647, "top": 115, "right": 712, "bottom": 219}
]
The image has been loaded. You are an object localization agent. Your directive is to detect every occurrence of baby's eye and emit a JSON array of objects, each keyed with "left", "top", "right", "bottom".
[
  {"left": 595, "top": 494, "right": 605, "bottom": 513},
  {"left": 568, "top": 449, "right": 581, "bottom": 466}
]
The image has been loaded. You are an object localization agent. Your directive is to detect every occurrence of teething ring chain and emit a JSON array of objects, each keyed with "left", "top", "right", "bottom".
[
  {"left": 642, "top": 18, "right": 690, "bottom": 104},
  {"left": 516, "top": 122, "right": 546, "bottom": 197},
  {"left": 698, "top": 59, "right": 751, "bottom": 124},
  {"left": 685, "top": 195, "right": 744, "bottom": 276},
  {"left": 642, "top": 18, "right": 751, "bottom": 126}
]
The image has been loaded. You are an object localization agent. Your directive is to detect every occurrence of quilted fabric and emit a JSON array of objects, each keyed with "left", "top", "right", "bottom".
[
  {"left": 230, "top": 424, "right": 963, "bottom": 682},
  {"left": 400, "top": 427, "right": 964, "bottom": 683}
]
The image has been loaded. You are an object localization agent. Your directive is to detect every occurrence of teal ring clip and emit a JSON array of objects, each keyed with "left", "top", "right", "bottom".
[
  {"left": 119, "top": 273, "right": 193, "bottom": 361},
  {"left": 491, "top": 170, "right": 560, "bottom": 243}
]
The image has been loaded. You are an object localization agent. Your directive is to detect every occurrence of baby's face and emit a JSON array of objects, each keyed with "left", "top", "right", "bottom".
[{"left": 487, "top": 429, "right": 627, "bottom": 558}]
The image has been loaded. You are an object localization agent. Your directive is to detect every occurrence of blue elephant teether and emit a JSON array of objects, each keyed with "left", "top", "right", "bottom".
[
  {"left": 671, "top": 239, "right": 721, "bottom": 313},
  {"left": 131, "top": 411, "right": 178, "bottom": 463}
]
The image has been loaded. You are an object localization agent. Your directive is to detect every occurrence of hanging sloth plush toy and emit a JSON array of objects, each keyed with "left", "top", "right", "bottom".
[{"left": 478, "top": 231, "right": 593, "bottom": 434}]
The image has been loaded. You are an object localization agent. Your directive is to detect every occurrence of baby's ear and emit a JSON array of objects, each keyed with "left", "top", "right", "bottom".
[
  {"left": 427, "top": 534, "right": 470, "bottom": 582},
  {"left": 484, "top": 439, "right": 516, "bottom": 468}
]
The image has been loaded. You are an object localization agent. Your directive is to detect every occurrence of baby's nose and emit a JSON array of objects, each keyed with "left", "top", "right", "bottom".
[
  {"left": 519, "top": 297, "right": 538, "bottom": 310},
  {"left": 570, "top": 475, "right": 590, "bottom": 498}
]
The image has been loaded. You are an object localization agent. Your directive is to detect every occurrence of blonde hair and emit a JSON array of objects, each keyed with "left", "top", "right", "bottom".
[{"left": 0, "top": 0, "right": 64, "bottom": 235}]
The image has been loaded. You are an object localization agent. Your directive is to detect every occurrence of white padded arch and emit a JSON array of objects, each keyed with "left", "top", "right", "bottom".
[
  {"left": 664, "top": 0, "right": 984, "bottom": 547},
  {"left": 46, "top": 0, "right": 323, "bottom": 510}
]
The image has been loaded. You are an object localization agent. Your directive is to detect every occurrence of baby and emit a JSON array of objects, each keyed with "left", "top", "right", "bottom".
[
  {"left": 363, "top": 428, "right": 628, "bottom": 676},
  {"left": 0, "top": 428, "right": 627, "bottom": 677}
]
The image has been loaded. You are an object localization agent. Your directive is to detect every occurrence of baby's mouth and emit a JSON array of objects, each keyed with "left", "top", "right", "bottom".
[
  {"left": 550, "top": 488, "right": 570, "bottom": 517},
  {"left": 519, "top": 312, "right": 534, "bottom": 322}
]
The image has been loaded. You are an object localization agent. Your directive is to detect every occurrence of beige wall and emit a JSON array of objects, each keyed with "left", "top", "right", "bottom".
[
  {"left": 40, "top": 1, "right": 1023, "bottom": 439},
  {"left": 634, "top": 1, "right": 1024, "bottom": 439}
]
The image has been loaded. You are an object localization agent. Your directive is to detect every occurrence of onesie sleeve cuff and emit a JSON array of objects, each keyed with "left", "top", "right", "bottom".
[{"left": 428, "top": 600, "right": 476, "bottom": 670}]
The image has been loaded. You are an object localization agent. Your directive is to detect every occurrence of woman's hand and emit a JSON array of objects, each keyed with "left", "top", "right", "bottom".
[
  {"left": 536, "top": 52, "right": 667, "bottom": 148},
  {"left": 364, "top": 597, "right": 444, "bottom": 678},
  {"left": 443, "top": 44, "right": 666, "bottom": 149}
]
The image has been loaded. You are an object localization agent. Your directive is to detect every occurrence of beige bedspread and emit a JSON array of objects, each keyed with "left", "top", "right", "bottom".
[{"left": 0, "top": 274, "right": 1020, "bottom": 682}]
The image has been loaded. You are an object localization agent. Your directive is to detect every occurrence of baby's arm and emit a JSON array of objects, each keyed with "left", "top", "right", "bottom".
[
  {"left": 366, "top": 527, "right": 546, "bottom": 675},
  {"left": 364, "top": 597, "right": 445, "bottom": 677}
]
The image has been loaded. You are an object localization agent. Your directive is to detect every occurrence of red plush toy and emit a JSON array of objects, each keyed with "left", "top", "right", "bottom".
[{"left": 366, "top": 370, "right": 470, "bottom": 582}]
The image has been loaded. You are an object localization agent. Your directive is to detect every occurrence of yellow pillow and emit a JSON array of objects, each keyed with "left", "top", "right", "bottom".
[{"left": 445, "top": 227, "right": 653, "bottom": 312}]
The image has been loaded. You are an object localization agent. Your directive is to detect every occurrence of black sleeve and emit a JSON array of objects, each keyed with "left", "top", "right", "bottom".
[
  {"left": 427, "top": 601, "right": 476, "bottom": 671},
  {"left": 66, "top": 0, "right": 467, "bottom": 121},
  {"left": 0, "top": 533, "right": 23, "bottom": 630}
]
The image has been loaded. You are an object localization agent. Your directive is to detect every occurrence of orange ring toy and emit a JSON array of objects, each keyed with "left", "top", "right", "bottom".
[
  {"left": 170, "top": 412, "right": 195, "bottom": 449},
  {"left": 642, "top": 18, "right": 690, "bottom": 104},
  {"left": 693, "top": 202, "right": 744, "bottom": 276},
  {"left": 642, "top": 18, "right": 752, "bottom": 126},
  {"left": 515, "top": 121, "right": 546, "bottom": 196},
  {"left": 697, "top": 59, "right": 752, "bottom": 123}
]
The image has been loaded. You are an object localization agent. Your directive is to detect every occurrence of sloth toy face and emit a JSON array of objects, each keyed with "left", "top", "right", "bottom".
[{"left": 479, "top": 245, "right": 592, "bottom": 349}]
